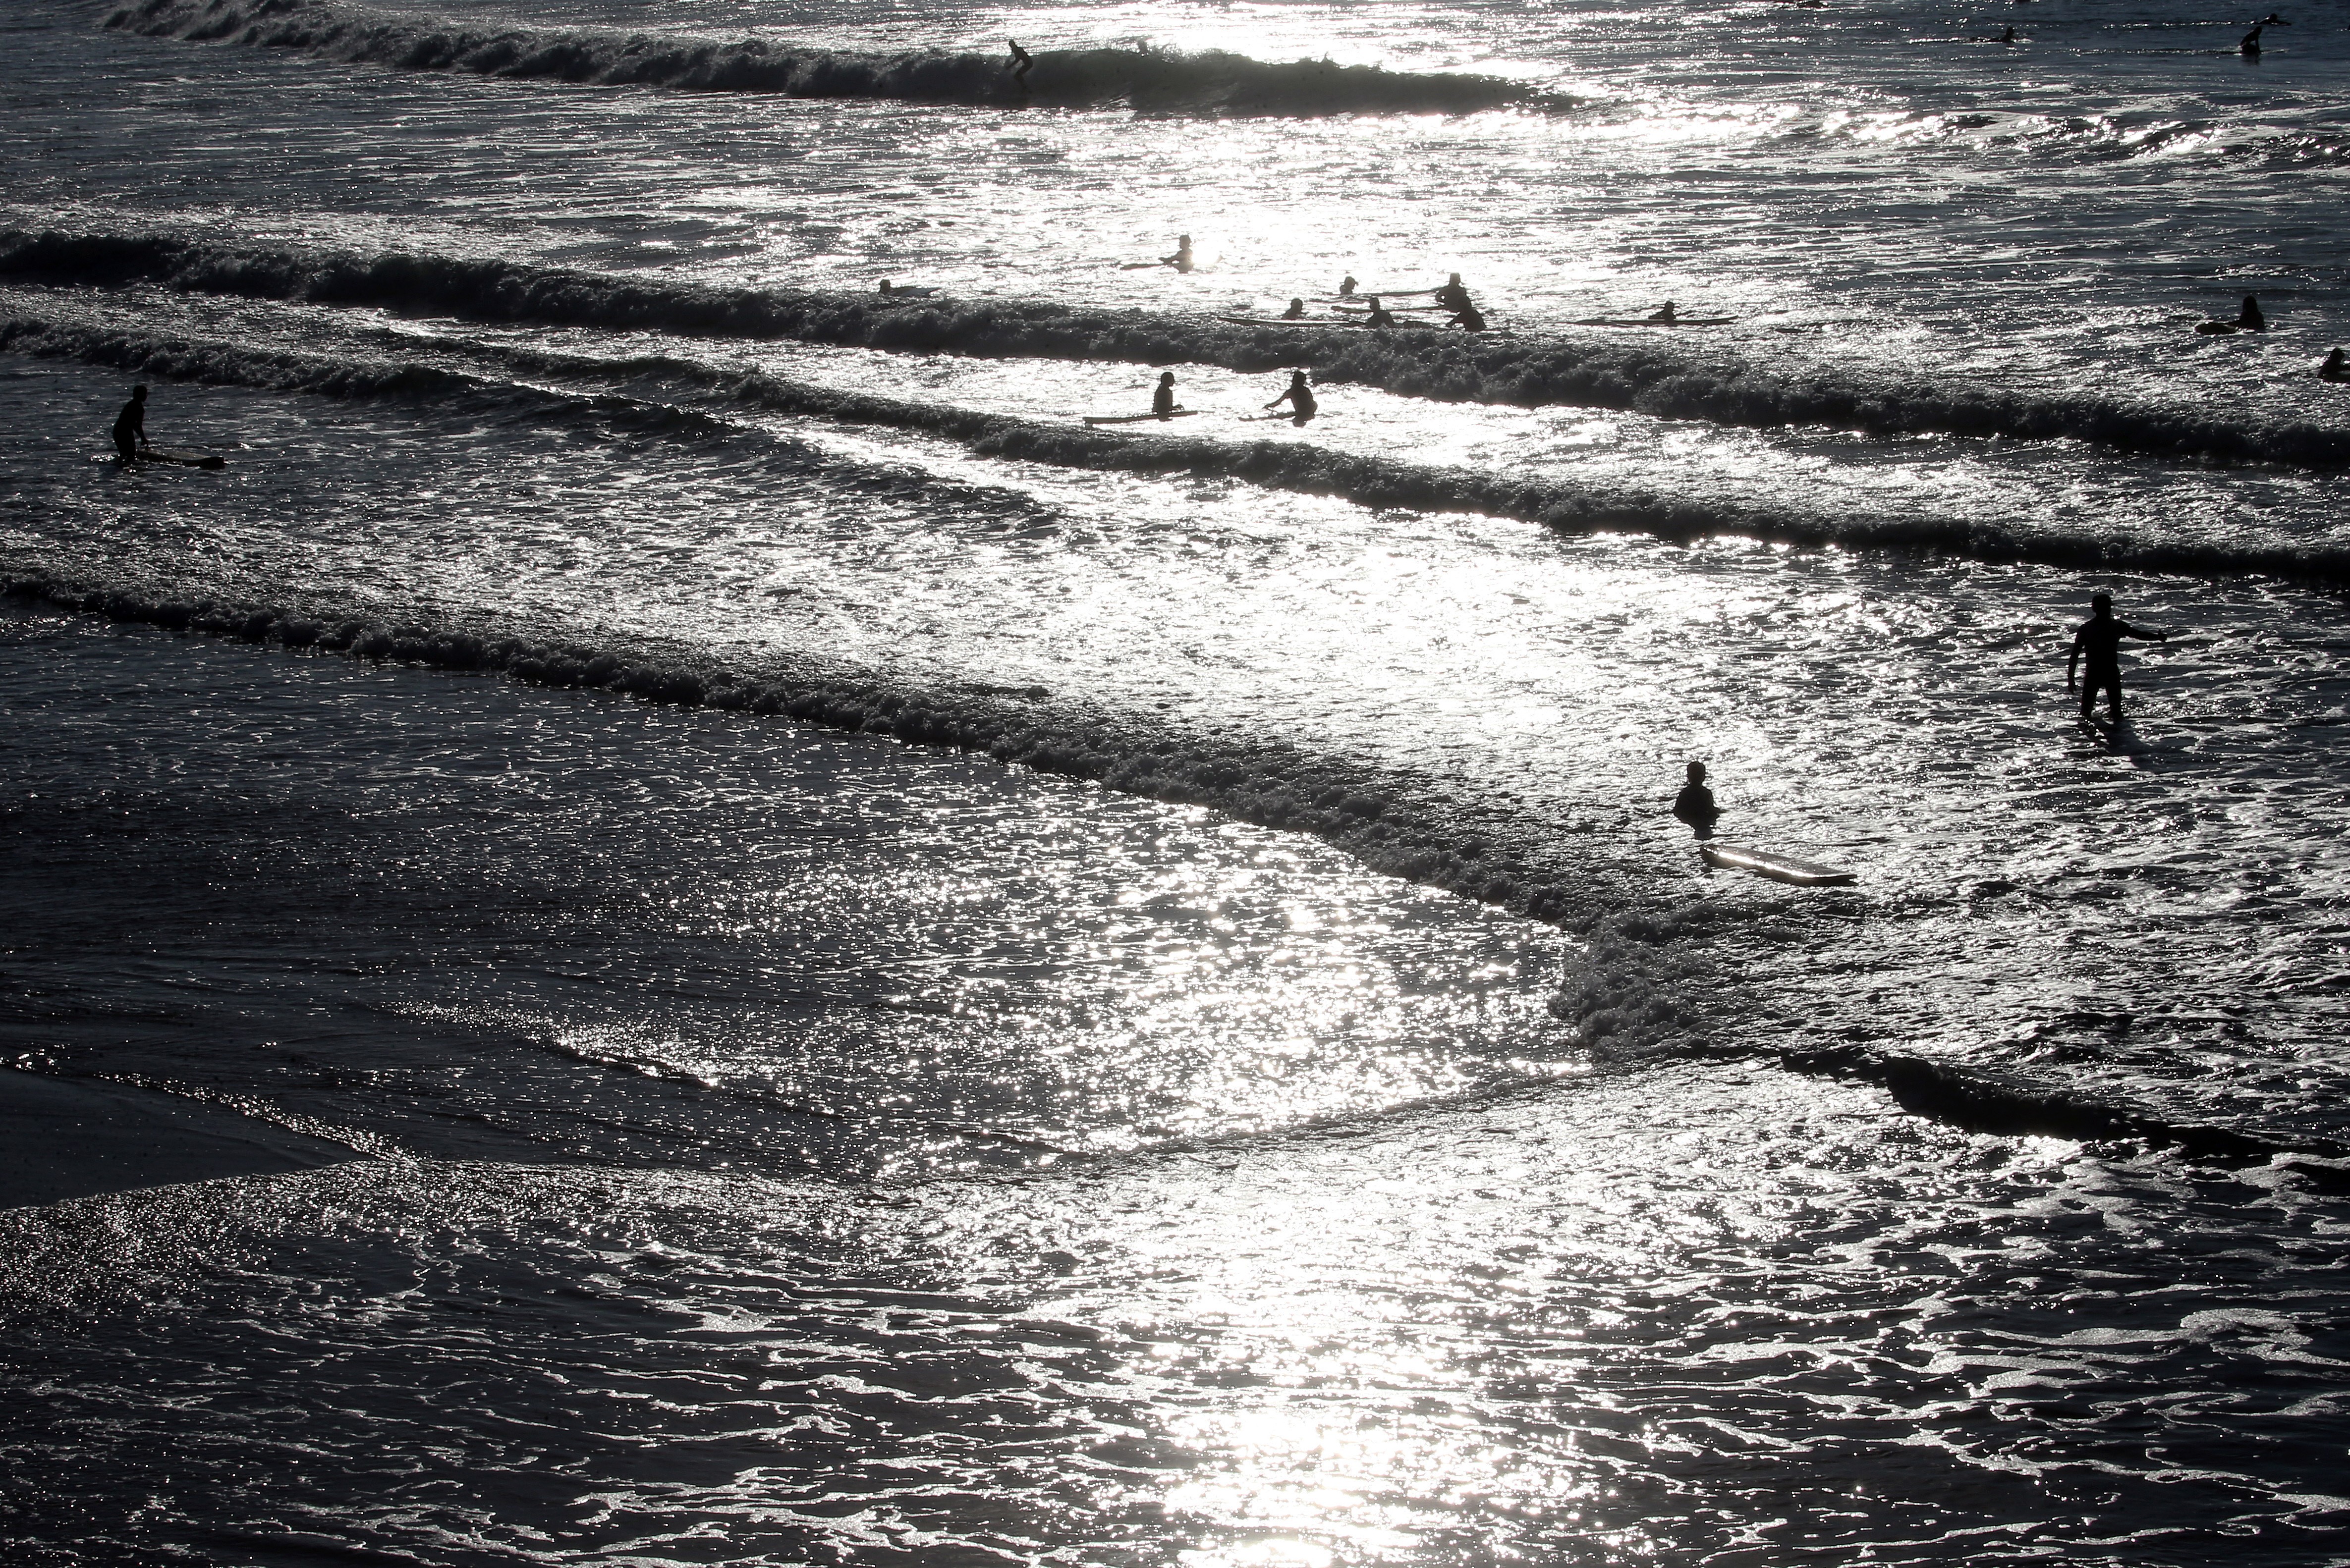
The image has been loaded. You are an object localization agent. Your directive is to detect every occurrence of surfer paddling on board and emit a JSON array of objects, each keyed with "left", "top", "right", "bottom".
[
  {"left": 2068, "top": 592, "right": 2168, "bottom": 721},
  {"left": 1647, "top": 301, "right": 1679, "bottom": 324},
  {"left": 112, "top": 384, "right": 150, "bottom": 464},
  {"left": 1282, "top": 297, "right": 1308, "bottom": 319},
  {"left": 1673, "top": 761, "right": 1720, "bottom": 836},
  {"left": 2320, "top": 347, "right": 2347, "bottom": 381},
  {"left": 1263, "top": 370, "right": 1317, "bottom": 425},
  {"left": 2197, "top": 294, "right": 2266, "bottom": 334}
]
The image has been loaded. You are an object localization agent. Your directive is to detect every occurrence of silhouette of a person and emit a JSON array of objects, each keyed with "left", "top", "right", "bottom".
[
  {"left": 1447, "top": 302, "right": 1487, "bottom": 332},
  {"left": 2322, "top": 347, "right": 2348, "bottom": 382},
  {"left": 2068, "top": 591, "right": 2167, "bottom": 720},
  {"left": 2240, "top": 23, "right": 2263, "bottom": 54},
  {"left": 1337, "top": 274, "right": 1358, "bottom": 298},
  {"left": 112, "top": 384, "right": 149, "bottom": 463},
  {"left": 1359, "top": 295, "right": 1396, "bottom": 328},
  {"left": 1281, "top": 297, "right": 1307, "bottom": 319},
  {"left": 1152, "top": 371, "right": 1179, "bottom": 419},
  {"left": 1264, "top": 370, "right": 1316, "bottom": 425},
  {"left": 1647, "top": 301, "right": 1678, "bottom": 324},
  {"left": 1007, "top": 39, "right": 1033, "bottom": 87},
  {"left": 1673, "top": 761, "right": 1720, "bottom": 835},
  {"left": 1433, "top": 273, "right": 1471, "bottom": 312},
  {"left": 1164, "top": 235, "right": 1195, "bottom": 273},
  {"left": 2196, "top": 294, "right": 2266, "bottom": 334}
]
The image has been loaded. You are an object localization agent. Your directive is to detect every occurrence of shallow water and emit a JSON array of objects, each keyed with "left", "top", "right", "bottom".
[{"left": 5, "top": 0, "right": 2350, "bottom": 1560}]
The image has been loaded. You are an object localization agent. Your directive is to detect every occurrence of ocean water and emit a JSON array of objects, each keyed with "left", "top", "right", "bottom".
[{"left": 3, "top": 0, "right": 2350, "bottom": 1562}]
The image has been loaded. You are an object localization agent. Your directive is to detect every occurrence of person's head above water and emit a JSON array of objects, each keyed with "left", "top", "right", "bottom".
[
  {"left": 2091, "top": 591, "right": 2113, "bottom": 615},
  {"left": 1159, "top": 371, "right": 1175, "bottom": 385},
  {"left": 130, "top": 384, "right": 147, "bottom": 402},
  {"left": 1289, "top": 370, "right": 1308, "bottom": 384},
  {"left": 1449, "top": 272, "right": 1462, "bottom": 286},
  {"left": 1685, "top": 760, "right": 1706, "bottom": 785}
]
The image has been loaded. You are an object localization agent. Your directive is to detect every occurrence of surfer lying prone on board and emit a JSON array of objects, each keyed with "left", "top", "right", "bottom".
[
  {"left": 2321, "top": 347, "right": 2348, "bottom": 382},
  {"left": 2197, "top": 294, "right": 2265, "bottom": 334}
]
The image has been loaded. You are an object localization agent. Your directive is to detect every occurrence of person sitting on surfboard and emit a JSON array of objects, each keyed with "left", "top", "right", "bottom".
[
  {"left": 1336, "top": 274, "right": 1358, "bottom": 299},
  {"left": 1433, "top": 274, "right": 1472, "bottom": 313},
  {"left": 2067, "top": 591, "right": 2168, "bottom": 721},
  {"left": 1359, "top": 296, "right": 1397, "bottom": 328},
  {"left": 1647, "top": 301, "right": 1678, "bottom": 324},
  {"left": 2197, "top": 294, "right": 2266, "bottom": 334},
  {"left": 1446, "top": 302, "right": 1487, "bottom": 332},
  {"left": 1164, "top": 235, "right": 1195, "bottom": 273},
  {"left": 2320, "top": 347, "right": 2347, "bottom": 381},
  {"left": 1264, "top": 370, "right": 1317, "bottom": 425},
  {"left": 1282, "top": 297, "right": 1307, "bottom": 320},
  {"left": 1152, "top": 371, "right": 1179, "bottom": 419},
  {"left": 1007, "top": 39, "right": 1033, "bottom": 87},
  {"left": 1673, "top": 761, "right": 1720, "bottom": 832},
  {"left": 112, "top": 384, "right": 149, "bottom": 463}
]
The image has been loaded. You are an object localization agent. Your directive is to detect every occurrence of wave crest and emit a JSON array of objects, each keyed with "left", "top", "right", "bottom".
[{"left": 106, "top": 0, "right": 1540, "bottom": 117}]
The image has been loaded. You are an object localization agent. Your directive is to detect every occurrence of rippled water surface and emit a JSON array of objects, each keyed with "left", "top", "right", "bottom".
[{"left": 4, "top": 0, "right": 2350, "bottom": 1561}]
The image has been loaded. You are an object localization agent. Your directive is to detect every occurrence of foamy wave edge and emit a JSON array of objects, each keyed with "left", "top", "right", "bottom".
[
  {"left": 13, "top": 309, "right": 2350, "bottom": 587},
  {"left": 9, "top": 568, "right": 2347, "bottom": 1175},
  {"left": 10, "top": 227, "right": 2345, "bottom": 472},
  {"left": 104, "top": 0, "right": 1543, "bottom": 117}
]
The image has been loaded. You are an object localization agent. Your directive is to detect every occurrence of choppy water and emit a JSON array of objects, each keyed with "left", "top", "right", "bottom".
[{"left": 4, "top": 0, "right": 2350, "bottom": 1562}]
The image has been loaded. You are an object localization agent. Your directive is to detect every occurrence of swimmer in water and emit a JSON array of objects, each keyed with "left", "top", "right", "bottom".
[
  {"left": 1264, "top": 370, "right": 1317, "bottom": 425},
  {"left": 1007, "top": 39, "right": 1033, "bottom": 87},
  {"left": 1672, "top": 762, "right": 1720, "bottom": 834},
  {"left": 1359, "top": 295, "right": 1397, "bottom": 328},
  {"left": 1281, "top": 297, "right": 1307, "bottom": 320},
  {"left": 1337, "top": 274, "right": 1358, "bottom": 299},
  {"left": 1152, "top": 370, "right": 1179, "bottom": 419},
  {"left": 1646, "top": 301, "right": 1678, "bottom": 324},
  {"left": 2196, "top": 294, "right": 2266, "bottom": 334},
  {"left": 2321, "top": 347, "right": 2348, "bottom": 381}
]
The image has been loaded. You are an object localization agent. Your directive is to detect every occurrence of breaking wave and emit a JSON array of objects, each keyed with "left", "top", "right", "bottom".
[
  {"left": 14, "top": 308, "right": 2350, "bottom": 586},
  {"left": 105, "top": 0, "right": 1542, "bottom": 117},
  {"left": 9, "top": 227, "right": 2347, "bottom": 471},
  {"left": 11, "top": 564, "right": 2346, "bottom": 1173}
]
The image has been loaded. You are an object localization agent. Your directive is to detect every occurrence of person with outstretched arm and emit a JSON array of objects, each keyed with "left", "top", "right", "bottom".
[
  {"left": 1264, "top": 370, "right": 1316, "bottom": 425},
  {"left": 2067, "top": 591, "right": 2167, "bottom": 720},
  {"left": 1164, "top": 234, "right": 1195, "bottom": 273},
  {"left": 112, "top": 384, "right": 149, "bottom": 463},
  {"left": 1152, "top": 370, "right": 1180, "bottom": 419}
]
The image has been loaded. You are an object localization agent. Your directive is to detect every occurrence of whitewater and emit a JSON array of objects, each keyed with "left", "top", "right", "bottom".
[{"left": 4, "top": 0, "right": 2350, "bottom": 1564}]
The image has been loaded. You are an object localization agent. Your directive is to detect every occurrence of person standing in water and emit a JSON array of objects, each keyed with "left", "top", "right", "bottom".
[
  {"left": 1281, "top": 297, "right": 1307, "bottom": 320},
  {"left": 1163, "top": 235, "right": 1195, "bottom": 273},
  {"left": 112, "top": 384, "right": 149, "bottom": 463},
  {"left": 1151, "top": 371, "right": 1180, "bottom": 419},
  {"left": 2067, "top": 591, "right": 2168, "bottom": 721},
  {"left": 1263, "top": 370, "right": 1316, "bottom": 425},
  {"left": 1673, "top": 761, "right": 1720, "bottom": 834},
  {"left": 1007, "top": 39, "right": 1033, "bottom": 88}
]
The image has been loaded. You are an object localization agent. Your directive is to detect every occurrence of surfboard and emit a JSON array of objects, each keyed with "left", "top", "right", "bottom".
[
  {"left": 1082, "top": 409, "right": 1203, "bottom": 426},
  {"left": 146, "top": 448, "right": 227, "bottom": 469},
  {"left": 1574, "top": 316, "right": 1735, "bottom": 328},
  {"left": 1218, "top": 316, "right": 1323, "bottom": 327},
  {"left": 1699, "top": 842, "right": 1856, "bottom": 887}
]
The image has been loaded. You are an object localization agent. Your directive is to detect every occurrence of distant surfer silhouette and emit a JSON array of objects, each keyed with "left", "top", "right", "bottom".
[
  {"left": 1446, "top": 302, "right": 1487, "bottom": 332},
  {"left": 2196, "top": 294, "right": 2265, "bottom": 334},
  {"left": 1152, "top": 370, "right": 1179, "bottom": 419},
  {"left": 1282, "top": 297, "right": 1307, "bottom": 319},
  {"left": 2322, "top": 347, "right": 2348, "bottom": 381},
  {"left": 1433, "top": 273, "right": 1472, "bottom": 312},
  {"left": 2240, "top": 23, "right": 2263, "bottom": 55},
  {"left": 112, "top": 384, "right": 149, "bottom": 463},
  {"left": 1647, "top": 301, "right": 1678, "bottom": 323},
  {"left": 1673, "top": 761, "right": 1720, "bottom": 836},
  {"left": 1337, "top": 274, "right": 1358, "bottom": 299},
  {"left": 1998, "top": 24, "right": 2017, "bottom": 44},
  {"left": 1359, "top": 295, "right": 1397, "bottom": 328},
  {"left": 1007, "top": 39, "right": 1033, "bottom": 88},
  {"left": 1164, "top": 234, "right": 1195, "bottom": 273},
  {"left": 2068, "top": 592, "right": 2167, "bottom": 721},
  {"left": 1264, "top": 370, "right": 1316, "bottom": 425}
]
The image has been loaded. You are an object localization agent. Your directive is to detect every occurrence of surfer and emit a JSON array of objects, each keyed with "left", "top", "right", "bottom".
[
  {"left": 1263, "top": 370, "right": 1317, "bottom": 425},
  {"left": 1337, "top": 274, "right": 1358, "bottom": 299},
  {"left": 2067, "top": 592, "right": 2168, "bottom": 721},
  {"left": 1446, "top": 302, "right": 1487, "bottom": 332},
  {"left": 1647, "top": 301, "right": 1678, "bottom": 324},
  {"left": 2322, "top": 347, "right": 2348, "bottom": 381},
  {"left": 1998, "top": 24, "right": 2018, "bottom": 44},
  {"left": 1433, "top": 273, "right": 1472, "bottom": 312},
  {"left": 1164, "top": 234, "right": 1195, "bottom": 273},
  {"left": 1007, "top": 39, "right": 1033, "bottom": 88},
  {"left": 1359, "top": 295, "right": 1397, "bottom": 328},
  {"left": 2240, "top": 23, "right": 2262, "bottom": 54},
  {"left": 1282, "top": 297, "right": 1307, "bottom": 320},
  {"left": 1672, "top": 762, "right": 1720, "bottom": 834},
  {"left": 111, "top": 384, "right": 149, "bottom": 463},
  {"left": 2196, "top": 294, "right": 2265, "bottom": 334},
  {"left": 1152, "top": 371, "right": 1180, "bottom": 419}
]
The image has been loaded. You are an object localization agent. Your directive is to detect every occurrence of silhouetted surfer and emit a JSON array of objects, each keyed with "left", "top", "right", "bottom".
[
  {"left": 1164, "top": 234, "right": 1195, "bottom": 273},
  {"left": 1673, "top": 762, "right": 1720, "bottom": 835},
  {"left": 2240, "top": 23, "right": 2262, "bottom": 55},
  {"left": 1264, "top": 370, "right": 1316, "bottom": 425},
  {"left": 2322, "top": 347, "right": 2349, "bottom": 382},
  {"left": 1446, "top": 302, "right": 1487, "bottom": 332},
  {"left": 2067, "top": 592, "right": 2167, "bottom": 721},
  {"left": 1007, "top": 39, "right": 1033, "bottom": 88},
  {"left": 1647, "top": 301, "right": 1678, "bottom": 324},
  {"left": 1337, "top": 274, "right": 1358, "bottom": 299},
  {"left": 1359, "top": 295, "right": 1397, "bottom": 328},
  {"left": 1152, "top": 370, "right": 1179, "bottom": 419},
  {"left": 112, "top": 384, "right": 149, "bottom": 463},
  {"left": 2197, "top": 294, "right": 2265, "bottom": 334},
  {"left": 1433, "top": 273, "right": 1472, "bottom": 312},
  {"left": 1282, "top": 297, "right": 1307, "bottom": 320},
  {"left": 1998, "top": 25, "right": 2017, "bottom": 44}
]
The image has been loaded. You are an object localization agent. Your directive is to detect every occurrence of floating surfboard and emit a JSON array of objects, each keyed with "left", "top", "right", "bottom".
[
  {"left": 1219, "top": 315, "right": 1322, "bottom": 327},
  {"left": 1700, "top": 842, "right": 1856, "bottom": 887},
  {"left": 1082, "top": 409, "right": 1203, "bottom": 426},
  {"left": 1575, "top": 316, "right": 1735, "bottom": 328},
  {"left": 146, "top": 448, "right": 227, "bottom": 469}
]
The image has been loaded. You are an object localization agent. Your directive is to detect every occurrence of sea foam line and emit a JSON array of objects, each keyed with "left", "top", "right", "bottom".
[
  {"left": 12, "top": 309, "right": 2350, "bottom": 587},
  {"left": 7, "top": 567, "right": 2343, "bottom": 1174},
  {"left": 104, "top": 0, "right": 1543, "bottom": 117},
  {"left": 8, "top": 228, "right": 2345, "bottom": 472}
]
